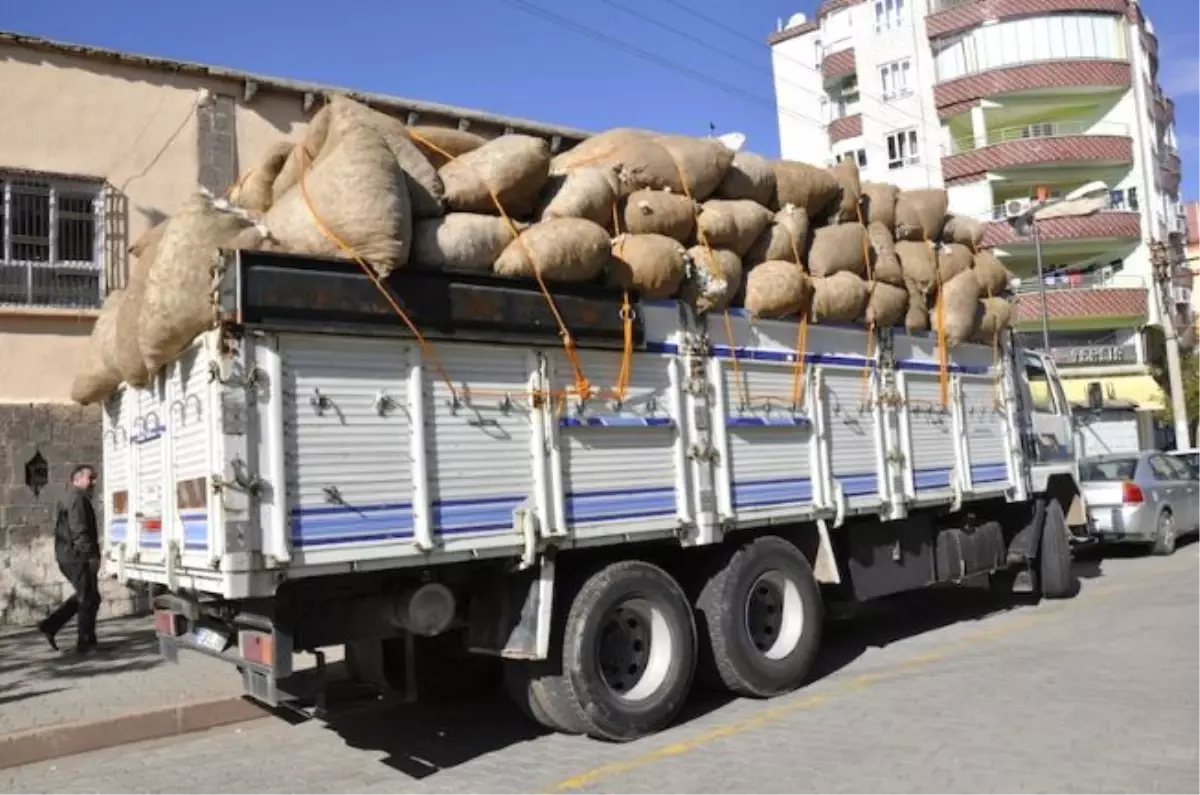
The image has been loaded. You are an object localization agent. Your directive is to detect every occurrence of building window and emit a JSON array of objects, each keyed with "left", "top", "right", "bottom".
[
  {"left": 814, "top": 39, "right": 823, "bottom": 68},
  {"left": 837, "top": 149, "right": 868, "bottom": 167},
  {"left": 1, "top": 173, "right": 105, "bottom": 309},
  {"left": 886, "top": 129, "right": 920, "bottom": 169},
  {"left": 879, "top": 59, "right": 912, "bottom": 100},
  {"left": 1127, "top": 187, "right": 1139, "bottom": 211},
  {"left": 874, "top": 0, "right": 906, "bottom": 32}
]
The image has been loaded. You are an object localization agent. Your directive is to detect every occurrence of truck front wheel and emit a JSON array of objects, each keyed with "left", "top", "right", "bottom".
[
  {"left": 696, "top": 535, "right": 823, "bottom": 698},
  {"left": 1038, "top": 500, "right": 1077, "bottom": 599},
  {"left": 531, "top": 560, "right": 697, "bottom": 742}
]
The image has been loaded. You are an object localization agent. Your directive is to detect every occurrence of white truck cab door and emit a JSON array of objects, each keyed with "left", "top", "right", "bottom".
[{"left": 1018, "top": 351, "right": 1075, "bottom": 466}]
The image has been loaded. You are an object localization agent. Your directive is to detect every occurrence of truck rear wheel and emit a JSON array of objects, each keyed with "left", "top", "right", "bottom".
[
  {"left": 1038, "top": 500, "right": 1076, "bottom": 599},
  {"left": 696, "top": 535, "right": 823, "bottom": 698},
  {"left": 531, "top": 560, "right": 697, "bottom": 742},
  {"left": 503, "top": 660, "right": 557, "bottom": 730}
]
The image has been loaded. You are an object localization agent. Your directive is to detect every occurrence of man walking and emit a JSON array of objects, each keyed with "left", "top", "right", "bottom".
[{"left": 38, "top": 464, "right": 102, "bottom": 654}]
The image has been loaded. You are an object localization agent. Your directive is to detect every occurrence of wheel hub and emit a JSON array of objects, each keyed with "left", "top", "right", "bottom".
[
  {"left": 595, "top": 598, "right": 674, "bottom": 702},
  {"left": 743, "top": 571, "right": 805, "bottom": 661}
]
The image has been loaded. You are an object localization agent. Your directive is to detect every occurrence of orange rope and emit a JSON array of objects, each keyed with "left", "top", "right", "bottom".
[
  {"left": 296, "top": 145, "right": 460, "bottom": 402},
  {"left": 854, "top": 200, "right": 877, "bottom": 408},
  {"left": 663, "top": 154, "right": 750, "bottom": 410},
  {"left": 791, "top": 313, "right": 809, "bottom": 409},
  {"left": 927, "top": 234, "right": 950, "bottom": 408},
  {"left": 610, "top": 204, "right": 634, "bottom": 403}
]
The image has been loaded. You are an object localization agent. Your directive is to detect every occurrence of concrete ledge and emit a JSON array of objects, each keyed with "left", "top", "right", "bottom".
[{"left": 0, "top": 696, "right": 269, "bottom": 770}]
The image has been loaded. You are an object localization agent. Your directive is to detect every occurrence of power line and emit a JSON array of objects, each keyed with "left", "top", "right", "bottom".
[
  {"left": 500, "top": 0, "right": 943, "bottom": 183},
  {"left": 498, "top": 0, "right": 821, "bottom": 132},
  {"left": 650, "top": 0, "right": 934, "bottom": 129}
]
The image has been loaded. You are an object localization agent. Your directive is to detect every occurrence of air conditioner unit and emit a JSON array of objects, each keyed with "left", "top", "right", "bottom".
[{"left": 1004, "top": 198, "right": 1032, "bottom": 219}]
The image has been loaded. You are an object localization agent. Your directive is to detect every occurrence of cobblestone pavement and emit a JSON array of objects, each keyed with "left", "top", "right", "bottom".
[
  {"left": 4, "top": 544, "right": 1197, "bottom": 794},
  {"left": 0, "top": 616, "right": 241, "bottom": 736}
]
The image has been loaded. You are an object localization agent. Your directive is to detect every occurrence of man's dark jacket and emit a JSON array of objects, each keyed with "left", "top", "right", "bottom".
[{"left": 54, "top": 487, "right": 99, "bottom": 563}]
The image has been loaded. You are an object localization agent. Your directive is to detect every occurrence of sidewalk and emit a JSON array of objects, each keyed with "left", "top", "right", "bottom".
[{"left": 0, "top": 615, "right": 337, "bottom": 768}]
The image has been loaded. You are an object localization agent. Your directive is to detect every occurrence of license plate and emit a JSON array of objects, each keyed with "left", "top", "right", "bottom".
[{"left": 194, "top": 627, "right": 229, "bottom": 653}]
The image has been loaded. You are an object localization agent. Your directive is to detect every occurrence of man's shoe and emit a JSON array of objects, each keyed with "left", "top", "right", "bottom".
[{"left": 36, "top": 622, "right": 58, "bottom": 652}]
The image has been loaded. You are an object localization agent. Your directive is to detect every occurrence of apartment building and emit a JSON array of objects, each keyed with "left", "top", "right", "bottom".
[
  {"left": 0, "top": 30, "right": 586, "bottom": 625},
  {"left": 768, "top": 0, "right": 1189, "bottom": 430}
]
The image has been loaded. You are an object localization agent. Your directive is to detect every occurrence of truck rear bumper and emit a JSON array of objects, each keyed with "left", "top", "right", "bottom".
[{"left": 155, "top": 608, "right": 296, "bottom": 708}]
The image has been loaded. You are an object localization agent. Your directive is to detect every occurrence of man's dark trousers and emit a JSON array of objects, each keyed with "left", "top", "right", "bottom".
[{"left": 41, "top": 558, "right": 100, "bottom": 646}]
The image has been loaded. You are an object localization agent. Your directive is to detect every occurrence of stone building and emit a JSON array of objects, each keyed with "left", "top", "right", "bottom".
[{"left": 0, "top": 30, "right": 586, "bottom": 626}]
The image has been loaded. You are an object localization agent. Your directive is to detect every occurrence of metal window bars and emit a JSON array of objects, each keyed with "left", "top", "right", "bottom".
[{"left": 1, "top": 172, "right": 107, "bottom": 309}]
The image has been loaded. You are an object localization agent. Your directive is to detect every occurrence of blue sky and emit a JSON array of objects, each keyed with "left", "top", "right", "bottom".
[{"left": 6, "top": 0, "right": 1196, "bottom": 199}]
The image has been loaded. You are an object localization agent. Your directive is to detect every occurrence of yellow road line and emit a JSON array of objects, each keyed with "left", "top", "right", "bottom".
[{"left": 545, "top": 558, "right": 1195, "bottom": 794}]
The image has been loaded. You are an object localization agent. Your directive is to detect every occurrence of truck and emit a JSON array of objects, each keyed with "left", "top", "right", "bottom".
[{"left": 100, "top": 247, "right": 1087, "bottom": 742}]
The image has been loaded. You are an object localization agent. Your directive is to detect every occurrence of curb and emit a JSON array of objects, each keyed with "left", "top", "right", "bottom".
[{"left": 0, "top": 696, "right": 269, "bottom": 770}]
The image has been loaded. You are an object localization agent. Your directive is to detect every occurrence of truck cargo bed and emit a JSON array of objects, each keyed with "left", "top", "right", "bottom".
[{"left": 101, "top": 250, "right": 1026, "bottom": 599}]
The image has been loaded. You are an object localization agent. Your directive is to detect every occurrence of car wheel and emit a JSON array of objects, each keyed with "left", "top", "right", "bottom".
[{"left": 1152, "top": 511, "right": 1177, "bottom": 556}]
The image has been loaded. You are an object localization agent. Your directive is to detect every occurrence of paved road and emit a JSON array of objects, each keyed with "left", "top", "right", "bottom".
[{"left": 4, "top": 544, "right": 1197, "bottom": 794}]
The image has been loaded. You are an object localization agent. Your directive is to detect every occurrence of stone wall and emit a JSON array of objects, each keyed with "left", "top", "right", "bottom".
[{"left": 0, "top": 402, "right": 150, "bottom": 627}]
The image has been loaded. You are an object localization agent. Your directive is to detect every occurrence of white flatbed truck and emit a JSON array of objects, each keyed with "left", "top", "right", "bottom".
[{"left": 101, "top": 249, "right": 1086, "bottom": 741}]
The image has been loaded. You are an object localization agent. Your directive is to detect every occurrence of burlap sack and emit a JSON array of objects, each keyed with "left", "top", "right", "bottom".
[
  {"left": 828, "top": 160, "right": 863, "bottom": 222},
  {"left": 809, "top": 222, "right": 869, "bottom": 279},
  {"left": 973, "top": 249, "right": 1013, "bottom": 296},
  {"left": 140, "top": 195, "right": 264, "bottom": 374},
  {"left": 937, "top": 243, "right": 974, "bottom": 283},
  {"left": 867, "top": 222, "right": 904, "bottom": 287},
  {"left": 608, "top": 233, "right": 688, "bottom": 299},
  {"left": 861, "top": 181, "right": 898, "bottom": 228},
  {"left": 715, "top": 151, "right": 776, "bottom": 206},
  {"left": 812, "top": 271, "right": 868, "bottom": 324},
  {"left": 744, "top": 260, "right": 812, "bottom": 319},
  {"left": 895, "top": 240, "right": 938, "bottom": 298},
  {"left": 440, "top": 134, "right": 551, "bottom": 217},
  {"left": 493, "top": 218, "right": 611, "bottom": 282},
  {"left": 131, "top": 221, "right": 165, "bottom": 256},
  {"left": 894, "top": 189, "right": 949, "bottom": 242},
  {"left": 413, "top": 213, "right": 523, "bottom": 272},
  {"left": 229, "top": 142, "right": 292, "bottom": 213},
  {"left": 113, "top": 239, "right": 159, "bottom": 388},
  {"left": 328, "top": 96, "right": 446, "bottom": 219},
  {"left": 941, "top": 214, "right": 985, "bottom": 249},
  {"left": 537, "top": 166, "right": 621, "bottom": 228},
  {"left": 744, "top": 205, "right": 809, "bottom": 267},
  {"left": 265, "top": 111, "right": 413, "bottom": 273},
  {"left": 697, "top": 199, "right": 773, "bottom": 257},
  {"left": 71, "top": 289, "right": 124, "bottom": 405},
  {"left": 971, "top": 297, "right": 1014, "bottom": 345},
  {"left": 861, "top": 281, "right": 908, "bottom": 328},
  {"left": 406, "top": 125, "right": 488, "bottom": 167},
  {"left": 772, "top": 160, "right": 841, "bottom": 217},
  {"left": 550, "top": 128, "right": 655, "bottom": 174},
  {"left": 652, "top": 134, "right": 736, "bottom": 200},
  {"left": 933, "top": 269, "right": 983, "bottom": 348},
  {"left": 905, "top": 295, "right": 930, "bottom": 333},
  {"left": 621, "top": 189, "right": 696, "bottom": 242},
  {"left": 683, "top": 246, "right": 742, "bottom": 313},
  {"left": 272, "top": 103, "right": 334, "bottom": 201}
]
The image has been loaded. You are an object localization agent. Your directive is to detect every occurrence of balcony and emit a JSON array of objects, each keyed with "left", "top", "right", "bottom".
[
  {"left": 935, "top": 60, "right": 1131, "bottom": 118},
  {"left": 1160, "top": 147, "right": 1182, "bottom": 194},
  {"left": 1011, "top": 273, "right": 1149, "bottom": 330},
  {"left": 982, "top": 210, "right": 1142, "bottom": 247},
  {"left": 926, "top": 0, "right": 1128, "bottom": 40},
  {"left": 822, "top": 45, "right": 856, "bottom": 83},
  {"left": 942, "top": 121, "right": 1133, "bottom": 184},
  {"left": 828, "top": 113, "right": 863, "bottom": 143}
]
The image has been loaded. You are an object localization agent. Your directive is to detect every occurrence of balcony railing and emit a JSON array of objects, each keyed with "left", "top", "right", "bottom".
[
  {"left": 947, "top": 120, "right": 1130, "bottom": 155},
  {"left": 1010, "top": 271, "right": 1146, "bottom": 294},
  {"left": 929, "top": 0, "right": 973, "bottom": 11}
]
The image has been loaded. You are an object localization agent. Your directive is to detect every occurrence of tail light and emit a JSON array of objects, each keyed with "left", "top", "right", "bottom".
[{"left": 1121, "top": 482, "right": 1145, "bottom": 504}]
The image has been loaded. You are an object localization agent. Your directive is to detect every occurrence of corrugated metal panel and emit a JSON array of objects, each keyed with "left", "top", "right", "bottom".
[
  {"left": 961, "top": 377, "right": 1011, "bottom": 489},
  {"left": 103, "top": 389, "right": 130, "bottom": 547},
  {"left": 905, "top": 375, "right": 959, "bottom": 495},
  {"left": 133, "top": 384, "right": 165, "bottom": 558},
  {"left": 824, "top": 367, "right": 882, "bottom": 503}
]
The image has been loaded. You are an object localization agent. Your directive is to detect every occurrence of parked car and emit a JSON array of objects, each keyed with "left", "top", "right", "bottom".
[
  {"left": 1166, "top": 448, "right": 1199, "bottom": 478},
  {"left": 1079, "top": 451, "right": 1200, "bottom": 555}
]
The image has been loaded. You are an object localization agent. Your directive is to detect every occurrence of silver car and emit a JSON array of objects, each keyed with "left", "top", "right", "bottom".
[{"left": 1080, "top": 451, "right": 1200, "bottom": 555}]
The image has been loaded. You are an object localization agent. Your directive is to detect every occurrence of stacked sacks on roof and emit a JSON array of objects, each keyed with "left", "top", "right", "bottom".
[{"left": 71, "top": 95, "right": 1016, "bottom": 404}]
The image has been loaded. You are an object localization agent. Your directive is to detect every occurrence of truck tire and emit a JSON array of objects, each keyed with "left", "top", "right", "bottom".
[
  {"left": 531, "top": 560, "right": 697, "bottom": 742},
  {"left": 695, "top": 535, "right": 823, "bottom": 698},
  {"left": 503, "top": 661, "right": 557, "bottom": 730},
  {"left": 1038, "top": 500, "right": 1076, "bottom": 600}
]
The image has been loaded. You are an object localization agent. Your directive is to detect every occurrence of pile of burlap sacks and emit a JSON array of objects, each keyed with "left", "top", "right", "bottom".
[{"left": 72, "top": 95, "right": 1015, "bottom": 405}]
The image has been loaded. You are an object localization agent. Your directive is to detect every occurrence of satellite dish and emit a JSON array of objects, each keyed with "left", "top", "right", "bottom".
[{"left": 717, "top": 131, "right": 746, "bottom": 152}]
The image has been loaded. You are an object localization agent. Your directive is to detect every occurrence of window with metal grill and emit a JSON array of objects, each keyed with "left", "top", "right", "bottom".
[{"left": 0, "top": 173, "right": 105, "bottom": 309}]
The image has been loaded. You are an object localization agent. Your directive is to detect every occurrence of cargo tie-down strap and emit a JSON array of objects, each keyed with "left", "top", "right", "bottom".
[{"left": 294, "top": 130, "right": 649, "bottom": 410}]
